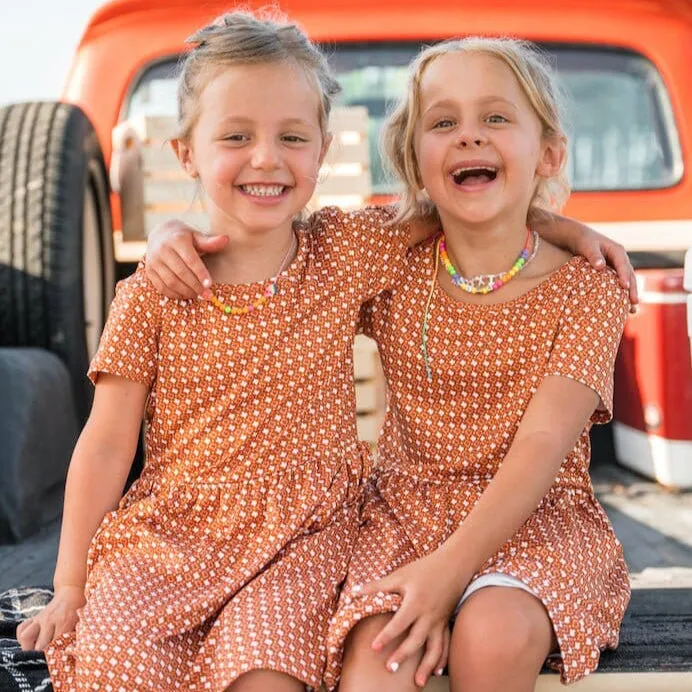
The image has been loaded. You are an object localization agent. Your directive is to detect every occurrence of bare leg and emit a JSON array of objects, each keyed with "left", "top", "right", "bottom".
[
  {"left": 339, "top": 614, "right": 423, "bottom": 692},
  {"left": 226, "top": 669, "right": 305, "bottom": 692},
  {"left": 449, "top": 587, "right": 557, "bottom": 692}
]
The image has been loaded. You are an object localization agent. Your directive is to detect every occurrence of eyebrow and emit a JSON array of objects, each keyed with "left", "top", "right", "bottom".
[
  {"left": 423, "top": 96, "right": 519, "bottom": 113},
  {"left": 218, "top": 116, "right": 314, "bottom": 127}
]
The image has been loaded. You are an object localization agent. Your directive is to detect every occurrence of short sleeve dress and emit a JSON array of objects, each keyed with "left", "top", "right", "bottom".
[
  {"left": 45, "top": 206, "right": 409, "bottom": 692},
  {"left": 325, "top": 247, "right": 631, "bottom": 688}
]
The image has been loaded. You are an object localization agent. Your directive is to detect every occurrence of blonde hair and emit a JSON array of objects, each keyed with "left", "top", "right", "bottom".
[
  {"left": 382, "top": 37, "right": 570, "bottom": 223},
  {"left": 176, "top": 9, "right": 341, "bottom": 141}
]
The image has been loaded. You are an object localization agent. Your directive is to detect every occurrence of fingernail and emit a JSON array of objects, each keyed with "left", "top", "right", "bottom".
[
  {"left": 435, "top": 668, "right": 444, "bottom": 676},
  {"left": 203, "top": 278, "right": 212, "bottom": 288},
  {"left": 351, "top": 584, "right": 362, "bottom": 593},
  {"left": 389, "top": 662, "right": 399, "bottom": 673}
]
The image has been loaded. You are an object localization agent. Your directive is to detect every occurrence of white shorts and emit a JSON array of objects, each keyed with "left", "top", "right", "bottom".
[
  {"left": 454, "top": 573, "right": 560, "bottom": 658},
  {"left": 454, "top": 572, "right": 535, "bottom": 615}
]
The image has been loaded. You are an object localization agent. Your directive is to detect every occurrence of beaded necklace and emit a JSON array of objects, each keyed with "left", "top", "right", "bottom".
[
  {"left": 439, "top": 226, "right": 539, "bottom": 294},
  {"left": 207, "top": 232, "right": 297, "bottom": 316},
  {"left": 422, "top": 227, "right": 539, "bottom": 380}
]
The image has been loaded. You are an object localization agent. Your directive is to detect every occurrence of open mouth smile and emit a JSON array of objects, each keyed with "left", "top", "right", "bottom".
[{"left": 450, "top": 166, "right": 499, "bottom": 187}]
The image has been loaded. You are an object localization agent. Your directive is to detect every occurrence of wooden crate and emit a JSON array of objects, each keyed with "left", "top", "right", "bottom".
[
  {"left": 112, "top": 106, "right": 373, "bottom": 254},
  {"left": 353, "top": 335, "right": 386, "bottom": 445}
]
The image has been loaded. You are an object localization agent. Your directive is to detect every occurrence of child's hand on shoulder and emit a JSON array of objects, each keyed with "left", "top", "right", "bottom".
[
  {"left": 352, "top": 548, "right": 469, "bottom": 687},
  {"left": 145, "top": 219, "right": 228, "bottom": 300},
  {"left": 16, "top": 585, "right": 86, "bottom": 651}
]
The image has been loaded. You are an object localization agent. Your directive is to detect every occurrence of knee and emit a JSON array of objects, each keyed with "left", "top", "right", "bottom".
[
  {"left": 340, "top": 619, "right": 380, "bottom": 691},
  {"left": 340, "top": 615, "right": 405, "bottom": 692},
  {"left": 451, "top": 590, "right": 548, "bottom": 671}
]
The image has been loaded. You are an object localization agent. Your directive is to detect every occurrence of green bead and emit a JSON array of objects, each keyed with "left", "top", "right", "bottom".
[{"left": 224, "top": 306, "right": 232, "bottom": 314}]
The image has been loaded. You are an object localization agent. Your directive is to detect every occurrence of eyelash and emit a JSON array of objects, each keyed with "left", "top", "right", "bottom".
[
  {"left": 222, "top": 134, "right": 309, "bottom": 144},
  {"left": 431, "top": 114, "right": 510, "bottom": 129}
]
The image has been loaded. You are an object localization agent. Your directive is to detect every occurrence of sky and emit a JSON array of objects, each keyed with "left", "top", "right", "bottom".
[{"left": 1, "top": 1, "right": 104, "bottom": 106}]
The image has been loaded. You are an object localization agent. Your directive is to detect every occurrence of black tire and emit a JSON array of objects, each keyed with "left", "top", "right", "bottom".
[{"left": 0, "top": 102, "right": 115, "bottom": 422}]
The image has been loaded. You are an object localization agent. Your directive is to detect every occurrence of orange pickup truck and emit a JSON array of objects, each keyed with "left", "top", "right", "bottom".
[
  {"left": 1, "top": 0, "right": 691, "bottom": 509},
  {"left": 1, "top": 0, "right": 691, "bottom": 519},
  {"left": 0, "top": 2, "right": 691, "bottom": 690},
  {"left": 72, "top": 0, "right": 692, "bottom": 484}
]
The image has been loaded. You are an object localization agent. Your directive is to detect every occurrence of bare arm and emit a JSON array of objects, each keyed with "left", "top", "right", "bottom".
[
  {"left": 357, "top": 376, "right": 599, "bottom": 682},
  {"left": 531, "top": 209, "right": 638, "bottom": 309},
  {"left": 439, "top": 376, "right": 597, "bottom": 574},
  {"left": 147, "top": 206, "right": 436, "bottom": 300},
  {"left": 16, "top": 374, "right": 148, "bottom": 650},
  {"left": 53, "top": 374, "right": 148, "bottom": 588}
]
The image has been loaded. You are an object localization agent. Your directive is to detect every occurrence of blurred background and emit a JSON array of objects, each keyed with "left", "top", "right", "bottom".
[{"left": 1, "top": 1, "right": 101, "bottom": 105}]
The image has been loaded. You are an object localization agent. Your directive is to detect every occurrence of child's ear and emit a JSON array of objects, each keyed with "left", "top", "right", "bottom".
[
  {"left": 318, "top": 132, "right": 333, "bottom": 167},
  {"left": 537, "top": 134, "right": 566, "bottom": 178},
  {"left": 170, "top": 138, "right": 199, "bottom": 179}
]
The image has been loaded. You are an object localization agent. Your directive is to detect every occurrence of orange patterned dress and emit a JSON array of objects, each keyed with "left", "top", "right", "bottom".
[
  {"left": 325, "top": 247, "right": 631, "bottom": 688},
  {"left": 45, "top": 206, "right": 408, "bottom": 691}
]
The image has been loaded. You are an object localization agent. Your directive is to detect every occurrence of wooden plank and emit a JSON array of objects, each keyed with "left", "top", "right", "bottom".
[
  {"left": 128, "top": 113, "right": 177, "bottom": 143},
  {"left": 314, "top": 173, "right": 371, "bottom": 197},
  {"left": 143, "top": 179, "right": 199, "bottom": 205},
  {"left": 328, "top": 106, "right": 369, "bottom": 132},
  {"left": 355, "top": 381, "right": 378, "bottom": 413},
  {"left": 423, "top": 673, "right": 692, "bottom": 691},
  {"left": 353, "top": 335, "right": 379, "bottom": 381},
  {"left": 313, "top": 194, "right": 367, "bottom": 210},
  {"left": 142, "top": 145, "right": 182, "bottom": 172},
  {"left": 356, "top": 412, "right": 382, "bottom": 443},
  {"left": 323, "top": 140, "right": 370, "bottom": 165},
  {"left": 144, "top": 211, "right": 208, "bottom": 235}
]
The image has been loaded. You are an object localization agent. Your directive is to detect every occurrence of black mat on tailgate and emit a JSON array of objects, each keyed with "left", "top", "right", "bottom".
[{"left": 0, "top": 587, "right": 690, "bottom": 691}]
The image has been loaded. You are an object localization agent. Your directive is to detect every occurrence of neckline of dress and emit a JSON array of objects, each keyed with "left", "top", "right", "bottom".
[
  {"left": 428, "top": 246, "right": 584, "bottom": 312},
  {"left": 209, "top": 224, "right": 308, "bottom": 292}
]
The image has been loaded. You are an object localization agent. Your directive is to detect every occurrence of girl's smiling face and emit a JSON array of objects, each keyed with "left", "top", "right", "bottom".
[
  {"left": 174, "top": 60, "right": 330, "bottom": 235},
  {"left": 414, "top": 51, "right": 563, "bottom": 229}
]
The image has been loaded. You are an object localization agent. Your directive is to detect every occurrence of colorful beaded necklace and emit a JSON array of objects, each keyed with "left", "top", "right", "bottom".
[
  {"left": 439, "top": 226, "right": 539, "bottom": 294},
  {"left": 207, "top": 232, "right": 296, "bottom": 316},
  {"left": 422, "top": 227, "right": 539, "bottom": 380}
]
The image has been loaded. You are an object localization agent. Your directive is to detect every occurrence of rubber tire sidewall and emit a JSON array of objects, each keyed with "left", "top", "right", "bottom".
[{"left": 0, "top": 102, "right": 115, "bottom": 422}]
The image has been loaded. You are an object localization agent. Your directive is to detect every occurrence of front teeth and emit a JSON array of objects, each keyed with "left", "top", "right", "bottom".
[
  {"left": 451, "top": 166, "right": 497, "bottom": 176},
  {"left": 240, "top": 184, "right": 285, "bottom": 197}
]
